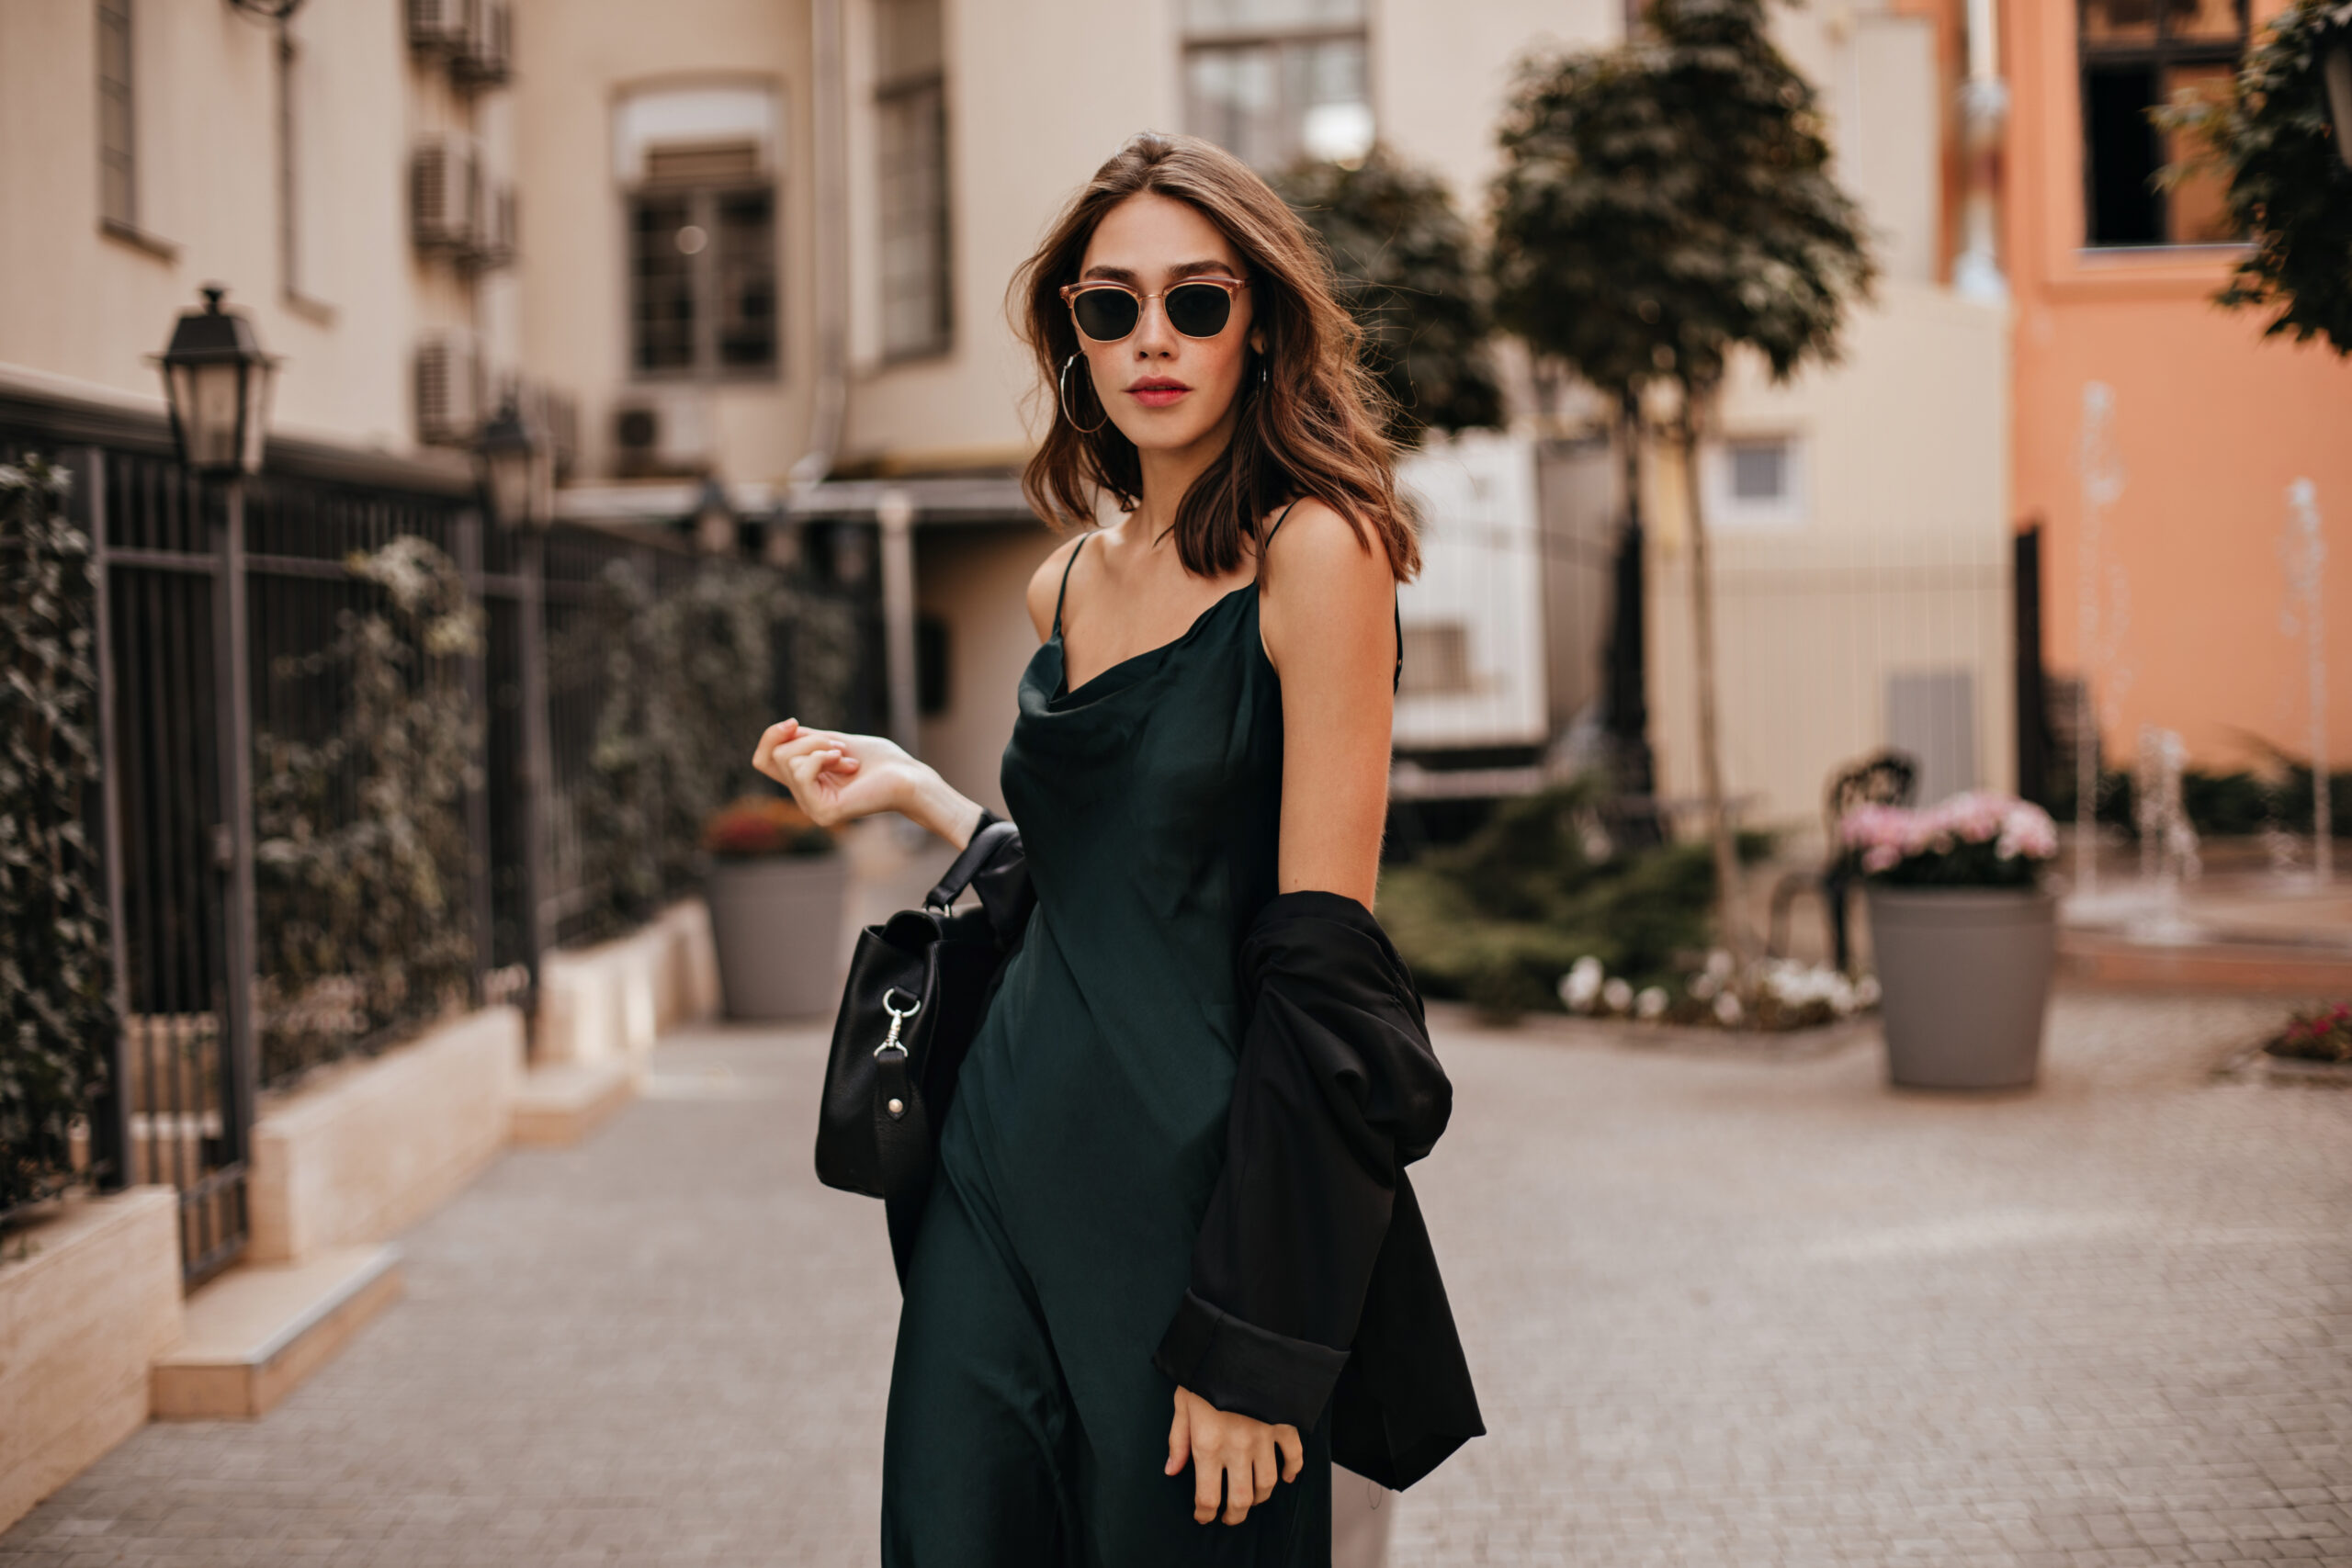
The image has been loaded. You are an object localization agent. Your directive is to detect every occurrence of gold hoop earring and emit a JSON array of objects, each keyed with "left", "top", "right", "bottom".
[{"left": 1059, "top": 354, "right": 1107, "bottom": 435}]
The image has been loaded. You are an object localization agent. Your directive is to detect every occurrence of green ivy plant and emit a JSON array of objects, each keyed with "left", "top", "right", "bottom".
[
  {"left": 253, "top": 536, "right": 481, "bottom": 1083},
  {"left": 566, "top": 554, "right": 857, "bottom": 945},
  {"left": 2158, "top": 0, "right": 2352, "bottom": 355},
  {"left": 1, "top": 455, "right": 118, "bottom": 1216},
  {"left": 1273, "top": 145, "right": 1505, "bottom": 446}
]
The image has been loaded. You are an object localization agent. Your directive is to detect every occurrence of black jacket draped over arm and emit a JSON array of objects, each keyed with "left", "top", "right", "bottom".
[{"left": 1150, "top": 889, "right": 1484, "bottom": 1491}]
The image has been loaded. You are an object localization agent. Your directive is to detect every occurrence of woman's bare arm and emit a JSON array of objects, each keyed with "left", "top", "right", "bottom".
[{"left": 1255, "top": 498, "right": 1396, "bottom": 909}]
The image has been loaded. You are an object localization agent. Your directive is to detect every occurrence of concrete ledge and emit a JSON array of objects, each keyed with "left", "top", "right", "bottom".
[
  {"left": 0, "top": 1187, "right": 182, "bottom": 1534},
  {"left": 151, "top": 1245, "right": 403, "bottom": 1420},
  {"left": 2061, "top": 932, "right": 2352, "bottom": 993},
  {"left": 510, "top": 1056, "right": 637, "bottom": 1147},
  {"left": 536, "top": 896, "right": 720, "bottom": 1066},
  {"left": 247, "top": 1006, "right": 526, "bottom": 1265}
]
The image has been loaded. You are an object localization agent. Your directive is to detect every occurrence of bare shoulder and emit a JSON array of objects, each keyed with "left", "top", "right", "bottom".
[
  {"left": 1024, "top": 532, "right": 1089, "bottom": 643},
  {"left": 1258, "top": 497, "right": 1396, "bottom": 677}
]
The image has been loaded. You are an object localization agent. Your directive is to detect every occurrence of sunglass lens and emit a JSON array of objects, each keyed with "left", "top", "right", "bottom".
[
  {"left": 1167, "top": 283, "right": 1233, "bottom": 338},
  {"left": 1072, "top": 288, "right": 1140, "bottom": 342}
]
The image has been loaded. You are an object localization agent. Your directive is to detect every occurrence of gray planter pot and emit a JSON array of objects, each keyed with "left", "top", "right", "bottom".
[
  {"left": 704, "top": 853, "right": 851, "bottom": 1021},
  {"left": 1863, "top": 884, "right": 2057, "bottom": 1090}
]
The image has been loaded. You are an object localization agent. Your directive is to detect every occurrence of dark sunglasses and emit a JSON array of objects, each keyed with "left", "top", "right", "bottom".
[{"left": 1057, "top": 276, "right": 1247, "bottom": 343}]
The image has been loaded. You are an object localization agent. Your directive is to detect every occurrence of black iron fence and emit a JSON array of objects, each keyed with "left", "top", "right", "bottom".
[{"left": 2, "top": 423, "right": 865, "bottom": 1288}]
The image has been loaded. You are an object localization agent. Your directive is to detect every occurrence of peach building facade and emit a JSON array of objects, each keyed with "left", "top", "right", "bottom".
[{"left": 2004, "top": 0, "right": 2352, "bottom": 779}]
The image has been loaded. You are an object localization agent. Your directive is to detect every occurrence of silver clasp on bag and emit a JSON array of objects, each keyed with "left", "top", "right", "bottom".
[{"left": 875, "top": 987, "right": 922, "bottom": 1060}]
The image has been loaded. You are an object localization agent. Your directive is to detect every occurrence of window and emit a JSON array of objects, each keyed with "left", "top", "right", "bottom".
[
  {"left": 1704, "top": 436, "right": 1805, "bottom": 530},
  {"left": 1182, "top": 0, "right": 1373, "bottom": 172},
  {"left": 2078, "top": 0, "right": 2245, "bottom": 246},
  {"left": 628, "top": 175, "right": 777, "bottom": 378},
  {"left": 876, "top": 0, "right": 952, "bottom": 360},
  {"left": 1397, "top": 621, "right": 1474, "bottom": 697},
  {"left": 97, "top": 0, "right": 134, "bottom": 229}
]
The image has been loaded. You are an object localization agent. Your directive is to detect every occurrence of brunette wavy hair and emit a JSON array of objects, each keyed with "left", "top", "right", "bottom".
[{"left": 1012, "top": 131, "right": 1419, "bottom": 582}]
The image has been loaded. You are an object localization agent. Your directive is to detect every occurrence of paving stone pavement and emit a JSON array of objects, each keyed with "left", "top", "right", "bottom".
[{"left": 3, "top": 988, "right": 2346, "bottom": 1567}]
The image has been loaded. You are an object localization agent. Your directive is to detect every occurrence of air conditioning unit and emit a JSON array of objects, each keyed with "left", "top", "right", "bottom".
[
  {"left": 464, "top": 184, "right": 516, "bottom": 270},
  {"left": 411, "top": 137, "right": 481, "bottom": 254},
  {"left": 451, "top": 0, "right": 512, "bottom": 87},
  {"left": 415, "top": 334, "right": 482, "bottom": 447},
  {"left": 610, "top": 391, "right": 711, "bottom": 478},
  {"left": 407, "top": 0, "right": 469, "bottom": 53}
]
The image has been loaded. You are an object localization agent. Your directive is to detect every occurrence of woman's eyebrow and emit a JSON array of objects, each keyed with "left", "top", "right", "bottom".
[{"left": 1078, "top": 259, "right": 1239, "bottom": 282}]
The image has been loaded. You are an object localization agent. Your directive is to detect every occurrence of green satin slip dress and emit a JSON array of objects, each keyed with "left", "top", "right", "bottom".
[{"left": 879, "top": 510, "right": 1333, "bottom": 1568}]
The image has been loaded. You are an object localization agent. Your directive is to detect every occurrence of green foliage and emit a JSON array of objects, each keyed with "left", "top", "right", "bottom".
[
  {"left": 2048, "top": 762, "right": 2352, "bottom": 837},
  {"left": 253, "top": 537, "right": 481, "bottom": 1083},
  {"left": 1489, "top": 0, "right": 1876, "bottom": 403},
  {"left": 0, "top": 456, "right": 117, "bottom": 1214},
  {"left": 1379, "top": 780, "right": 1773, "bottom": 1018},
  {"left": 2156, "top": 0, "right": 2352, "bottom": 356},
  {"left": 567, "top": 558, "right": 857, "bottom": 943},
  {"left": 1274, "top": 146, "right": 1504, "bottom": 445}
]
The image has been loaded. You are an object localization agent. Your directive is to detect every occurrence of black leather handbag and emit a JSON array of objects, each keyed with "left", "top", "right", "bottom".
[{"left": 814, "top": 813, "right": 1025, "bottom": 1199}]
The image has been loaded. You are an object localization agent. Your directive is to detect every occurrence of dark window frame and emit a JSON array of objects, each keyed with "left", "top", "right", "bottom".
[
  {"left": 97, "top": 0, "right": 135, "bottom": 230},
  {"left": 625, "top": 179, "right": 781, "bottom": 384},
  {"left": 1180, "top": 2, "right": 1372, "bottom": 174},
  {"left": 2075, "top": 0, "right": 2248, "bottom": 249},
  {"left": 874, "top": 61, "right": 954, "bottom": 364}
]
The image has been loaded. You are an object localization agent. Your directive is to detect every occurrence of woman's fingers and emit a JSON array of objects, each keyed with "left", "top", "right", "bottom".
[
  {"left": 1220, "top": 1455, "right": 1252, "bottom": 1525},
  {"left": 1191, "top": 1447, "right": 1222, "bottom": 1524},
  {"left": 1276, "top": 1425, "right": 1304, "bottom": 1483},
  {"left": 1165, "top": 1397, "right": 1191, "bottom": 1477},
  {"left": 1250, "top": 1440, "right": 1277, "bottom": 1505}
]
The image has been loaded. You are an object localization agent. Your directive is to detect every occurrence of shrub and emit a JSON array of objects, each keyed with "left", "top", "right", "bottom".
[{"left": 1, "top": 456, "right": 117, "bottom": 1214}]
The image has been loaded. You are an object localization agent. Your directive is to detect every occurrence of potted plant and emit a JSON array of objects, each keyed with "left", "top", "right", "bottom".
[
  {"left": 1839, "top": 791, "right": 2061, "bottom": 1089},
  {"left": 702, "top": 795, "right": 848, "bottom": 1021}
]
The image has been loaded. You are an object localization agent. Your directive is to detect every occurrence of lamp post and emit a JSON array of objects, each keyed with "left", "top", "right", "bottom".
[
  {"left": 154, "top": 284, "right": 278, "bottom": 477},
  {"left": 692, "top": 474, "right": 738, "bottom": 556},
  {"left": 476, "top": 395, "right": 557, "bottom": 990},
  {"left": 478, "top": 395, "right": 553, "bottom": 529},
  {"left": 152, "top": 283, "right": 277, "bottom": 1212}
]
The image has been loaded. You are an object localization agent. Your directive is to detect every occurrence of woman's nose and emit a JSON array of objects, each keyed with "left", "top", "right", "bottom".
[{"left": 1131, "top": 296, "right": 1178, "bottom": 355}]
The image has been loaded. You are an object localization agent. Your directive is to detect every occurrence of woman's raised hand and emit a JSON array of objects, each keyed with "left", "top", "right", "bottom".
[
  {"left": 1165, "top": 1385, "right": 1304, "bottom": 1527},
  {"left": 752, "top": 718, "right": 922, "bottom": 829}
]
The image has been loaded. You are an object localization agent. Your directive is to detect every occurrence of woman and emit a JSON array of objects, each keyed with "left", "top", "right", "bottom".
[{"left": 755, "top": 131, "right": 1463, "bottom": 1566}]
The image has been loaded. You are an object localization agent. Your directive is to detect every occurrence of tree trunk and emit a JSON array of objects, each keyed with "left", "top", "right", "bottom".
[
  {"left": 1679, "top": 407, "right": 1753, "bottom": 966},
  {"left": 1606, "top": 389, "right": 1659, "bottom": 849}
]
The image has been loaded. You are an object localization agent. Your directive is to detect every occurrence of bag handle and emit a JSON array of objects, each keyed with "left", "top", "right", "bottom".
[{"left": 925, "top": 815, "right": 1020, "bottom": 914}]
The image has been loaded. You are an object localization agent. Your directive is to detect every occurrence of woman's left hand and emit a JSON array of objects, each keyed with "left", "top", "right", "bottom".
[{"left": 1165, "top": 1385, "right": 1304, "bottom": 1525}]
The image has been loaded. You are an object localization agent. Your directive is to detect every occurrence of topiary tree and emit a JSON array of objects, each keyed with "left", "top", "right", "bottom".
[
  {"left": 1490, "top": 0, "right": 1874, "bottom": 964},
  {"left": 1, "top": 455, "right": 117, "bottom": 1215},
  {"left": 1274, "top": 145, "right": 1504, "bottom": 446},
  {"left": 2157, "top": 0, "right": 2352, "bottom": 355}
]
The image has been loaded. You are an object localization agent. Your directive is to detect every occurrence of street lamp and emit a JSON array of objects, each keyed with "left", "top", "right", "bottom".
[
  {"left": 692, "top": 473, "right": 737, "bottom": 555},
  {"left": 478, "top": 395, "right": 553, "bottom": 528},
  {"left": 153, "top": 285, "right": 278, "bottom": 476}
]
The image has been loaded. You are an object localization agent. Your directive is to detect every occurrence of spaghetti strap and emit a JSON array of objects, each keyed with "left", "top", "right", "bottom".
[
  {"left": 1051, "top": 535, "right": 1088, "bottom": 638},
  {"left": 1262, "top": 498, "right": 1302, "bottom": 546}
]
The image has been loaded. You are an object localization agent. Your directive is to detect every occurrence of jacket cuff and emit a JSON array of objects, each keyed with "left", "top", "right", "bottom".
[{"left": 1153, "top": 1289, "right": 1349, "bottom": 1431}]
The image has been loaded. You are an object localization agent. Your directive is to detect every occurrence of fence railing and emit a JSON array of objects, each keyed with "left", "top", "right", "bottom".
[{"left": 3, "top": 425, "right": 865, "bottom": 1288}]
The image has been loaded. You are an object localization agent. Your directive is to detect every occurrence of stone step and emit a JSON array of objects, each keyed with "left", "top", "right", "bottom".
[
  {"left": 509, "top": 1056, "right": 637, "bottom": 1147},
  {"left": 150, "top": 1245, "right": 403, "bottom": 1419}
]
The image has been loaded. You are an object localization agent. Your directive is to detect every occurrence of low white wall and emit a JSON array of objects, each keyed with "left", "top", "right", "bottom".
[
  {"left": 534, "top": 896, "right": 721, "bottom": 1068},
  {"left": 245, "top": 1006, "right": 526, "bottom": 1265},
  {"left": 0, "top": 1187, "right": 182, "bottom": 1532}
]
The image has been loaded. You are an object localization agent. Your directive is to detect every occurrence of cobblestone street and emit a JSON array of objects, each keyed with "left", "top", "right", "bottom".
[{"left": 4, "top": 989, "right": 2346, "bottom": 1567}]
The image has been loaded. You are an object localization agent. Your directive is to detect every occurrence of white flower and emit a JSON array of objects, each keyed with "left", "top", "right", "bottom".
[
  {"left": 1690, "top": 970, "right": 1719, "bottom": 1000},
  {"left": 1635, "top": 986, "right": 1668, "bottom": 1020},
  {"left": 1713, "top": 990, "right": 1744, "bottom": 1026},
  {"left": 1704, "top": 949, "right": 1736, "bottom": 981},
  {"left": 1559, "top": 956, "right": 1605, "bottom": 1012},
  {"left": 1601, "top": 976, "right": 1634, "bottom": 1013},
  {"left": 1854, "top": 975, "right": 1882, "bottom": 1008}
]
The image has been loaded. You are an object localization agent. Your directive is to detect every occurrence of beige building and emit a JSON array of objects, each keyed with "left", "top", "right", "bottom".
[{"left": 0, "top": 0, "right": 2014, "bottom": 839}]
